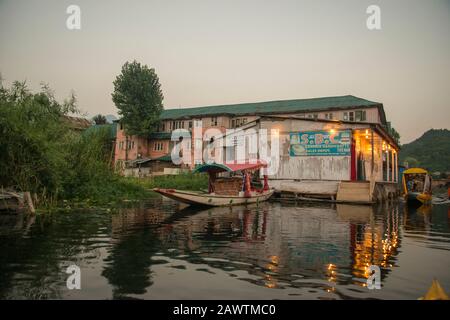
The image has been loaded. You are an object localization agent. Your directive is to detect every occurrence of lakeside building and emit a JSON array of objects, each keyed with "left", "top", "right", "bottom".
[{"left": 113, "top": 95, "right": 399, "bottom": 202}]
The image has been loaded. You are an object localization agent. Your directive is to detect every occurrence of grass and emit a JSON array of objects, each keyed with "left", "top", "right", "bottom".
[
  {"left": 48, "top": 173, "right": 208, "bottom": 210},
  {"left": 130, "top": 173, "right": 209, "bottom": 192}
]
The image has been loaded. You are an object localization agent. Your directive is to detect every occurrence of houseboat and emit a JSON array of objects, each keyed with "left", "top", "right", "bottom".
[{"left": 153, "top": 161, "right": 274, "bottom": 206}]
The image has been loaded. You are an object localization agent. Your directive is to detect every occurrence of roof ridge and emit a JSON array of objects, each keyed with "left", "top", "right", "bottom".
[{"left": 164, "top": 94, "right": 376, "bottom": 111}]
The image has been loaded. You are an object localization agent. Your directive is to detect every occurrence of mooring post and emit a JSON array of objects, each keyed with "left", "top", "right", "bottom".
[{"left": 24, "top": 192, "right": 35, "bottom": 215}]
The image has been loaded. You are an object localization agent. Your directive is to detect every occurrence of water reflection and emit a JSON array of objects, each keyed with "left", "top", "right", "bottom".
[{"left": 0, "top": 198, "right": 449, "bottom": 299}]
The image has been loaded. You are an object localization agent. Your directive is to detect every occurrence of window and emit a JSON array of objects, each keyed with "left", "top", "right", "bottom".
[
  {"left": 189, "top": 121, "right": 192, "bottom": 129},
  {"left": 313, "top": 113, "right": 318, "bottom": 120},
  {"left": 173, "top": 121, "right": 183, "bottom": 129},
  {"left": 232, "top": 117, "right": 247, "bottom": 128},
  {"left": 211, "top": 117, "right": 218, "bottom": 126},
  {"left": 307, "top": 114, "right": 313, "bottom": 119},
  {"left": 325, "top": 113, "right": 333, "bottom": 120},
  {"left": 154, "top": 142, "right": 164, "bottom": 151},
  {"left": 343, "top": 112, "right": 348, "bottom": 121},
  {"left": 349, "top": 111, "right": 354, "bottom": 121},
  {"left": 355, "top": 110, "right": 366, "bottom": 122},
  {"left": 162, "top": 123, "right": 165, "bottom": 131}
]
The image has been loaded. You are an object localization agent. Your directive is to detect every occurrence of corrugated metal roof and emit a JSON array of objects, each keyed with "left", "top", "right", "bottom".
[
  {"left": 63, "top": 115, "right": 92, "bottom": 130},
  {"left": 84, "top": 123, "right": 117, "bottom": 140},
  {"left": 149, "top": 132, "right": 172, "bottom": 139},
  {"left": 153, "top": 154, "right": 172, "bottom": 162},
  {"left": 160, "top": 95, "right": 381, "bottom": 120}
]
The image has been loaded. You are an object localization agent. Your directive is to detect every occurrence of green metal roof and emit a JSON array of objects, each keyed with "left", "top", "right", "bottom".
[
  {"left": 83, "top": 123, "right": 117, "bottom": 140},
  {"left": 160, "top": 95, "right": 382, "bottom": 120},
  {"left": 149, "top": 132, "right": 172, "bottom": 139},
  {"left": 153, "top": 154, "right": 172, "bottom": 162}
]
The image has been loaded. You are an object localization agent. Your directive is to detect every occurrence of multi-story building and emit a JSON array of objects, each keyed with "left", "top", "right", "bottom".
[{"left": 114, "top": 95, "right": 399, "bottom": 193}]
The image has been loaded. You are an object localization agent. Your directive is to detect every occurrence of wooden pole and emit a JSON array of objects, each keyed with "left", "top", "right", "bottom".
[
  {"left": 370, "top": 128, "right": 375, "bottom": 201},
  {"left": 391, "top": 151, "right": 395, "bottom": 183},
  {"left": 395, "top": 152, "right": 398, "bottom": 183},
  {"left": 386, "top": 150, "right": 390, "bottom": 182},
  {"left": 244, "top": 172, "right": 251, "bottom": 197},
  {"left": 263, "top": 175, "right": 269, "bottom": 191},
  {"left": 371, "top": 129, "right": 374, "bottom": 177},
  {"left": 24, "top": 192, "right": 35, "bottom": 215}
]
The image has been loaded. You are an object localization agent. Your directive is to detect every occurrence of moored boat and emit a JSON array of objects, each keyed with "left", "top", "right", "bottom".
[
  {"left": 153, "top": 161, "right": 274, "bottom": 206},
  {"left": 402, "top": 168, "right": 433, "bottom": 205}
]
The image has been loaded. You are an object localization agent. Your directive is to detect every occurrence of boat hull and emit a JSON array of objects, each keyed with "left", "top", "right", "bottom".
[
  {"left": 153, "top": 188, "right": 274, "bottom": 206},
  {"left": 406, "top": 192, "right": 432, "bottom": 205}
]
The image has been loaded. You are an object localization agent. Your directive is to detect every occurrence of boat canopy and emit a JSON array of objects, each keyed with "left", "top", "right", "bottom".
[
  {"left": 193, "top": 161, "right": 267, "bottom": 174},
  {"left": 404, "top": 168, "right": 429, "bottom": 175}
]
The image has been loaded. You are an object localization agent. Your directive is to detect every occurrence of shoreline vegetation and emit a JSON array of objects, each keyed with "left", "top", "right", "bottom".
[
  {"left": 0, "top": 81, "right": 207, "bottom": 212},
  {"left": 58, "top": 174, "right": 208, "bottom": 210}
]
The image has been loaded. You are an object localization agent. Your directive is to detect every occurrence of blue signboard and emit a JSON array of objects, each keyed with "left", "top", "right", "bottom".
[{"left": 290, "top": 130, "right": 351, "bottom": 156}]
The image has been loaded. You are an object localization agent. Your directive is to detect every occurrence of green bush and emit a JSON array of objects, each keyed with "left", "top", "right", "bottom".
[
  {"left": 0, "top": 81, "right": 150, "bottom": 207},
  {"left": 132, "top": 173, "right": 208, "bottom": 191}
]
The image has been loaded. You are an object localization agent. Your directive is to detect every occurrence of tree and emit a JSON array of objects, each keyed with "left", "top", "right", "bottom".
[
  {"left": 403, "top": 156, "right": 419, "bottom": 168},
  {"left": 389, "top": 127, "right": 400, "bottom": 145},
  {"left": 93, "top": 114, "right": 107, "bottom": 125},
  {"left": 111, "top": 61, "right": 164, "bottom": 136}
]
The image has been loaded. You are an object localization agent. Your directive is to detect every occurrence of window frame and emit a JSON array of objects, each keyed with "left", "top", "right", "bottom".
[{"left": 349, "top": 111, "right": 354, "bottom": 122}]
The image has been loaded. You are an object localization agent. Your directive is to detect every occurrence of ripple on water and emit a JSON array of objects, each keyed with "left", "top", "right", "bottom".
[{"left": 0, "top": 200, "right": 449, "bottom": 299}]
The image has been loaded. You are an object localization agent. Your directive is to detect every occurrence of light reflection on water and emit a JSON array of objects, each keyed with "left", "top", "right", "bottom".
[{"left": 0, "top": 197, "right": 449, "bottom": 300}]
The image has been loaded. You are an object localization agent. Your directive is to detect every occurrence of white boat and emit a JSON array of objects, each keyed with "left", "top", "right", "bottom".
[
  {"left": 153, "top": 161, "right": 274, "bottom": 207},
  {"left": 153, "top": 188, "right": 274, "bottom": 206}
]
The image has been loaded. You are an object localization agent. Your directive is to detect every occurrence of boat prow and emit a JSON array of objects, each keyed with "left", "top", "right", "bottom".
[{"left": 419, "top": 279, "right": 449, "bottom": 300}]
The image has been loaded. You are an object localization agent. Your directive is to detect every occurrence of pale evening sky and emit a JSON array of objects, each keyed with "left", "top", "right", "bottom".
[{"left": 0, "top": 0, "right": 449, "bottom": 143}]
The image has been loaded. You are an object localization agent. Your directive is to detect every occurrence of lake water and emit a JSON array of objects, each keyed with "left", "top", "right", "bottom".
[{"left": 0, "top": 196, "right": 449, "bottom": 300}]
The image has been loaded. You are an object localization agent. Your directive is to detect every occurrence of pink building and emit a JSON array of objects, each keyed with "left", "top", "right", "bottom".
[{"left": 113, "top": 95, "right": 397, "bottom": 177}]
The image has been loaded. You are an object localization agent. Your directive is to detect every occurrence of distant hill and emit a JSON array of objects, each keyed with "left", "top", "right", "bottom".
[{"left": 399, "top": 129, "right": 450, "bottom": 174}]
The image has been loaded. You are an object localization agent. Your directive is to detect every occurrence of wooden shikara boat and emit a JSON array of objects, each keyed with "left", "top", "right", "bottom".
[
  {"left": 402, "top": 167, "right": 433, "bottom": 205},
  {"left": 153, "top": 161, "right": 274, "bottom": 207}
]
